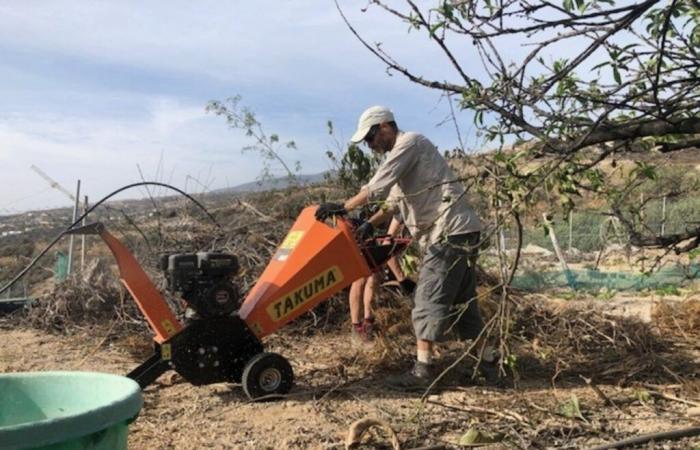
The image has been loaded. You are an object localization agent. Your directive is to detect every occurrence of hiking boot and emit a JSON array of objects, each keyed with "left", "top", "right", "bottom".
[{"left": 385, "top": 361, "right": 434, "bottom": 389}]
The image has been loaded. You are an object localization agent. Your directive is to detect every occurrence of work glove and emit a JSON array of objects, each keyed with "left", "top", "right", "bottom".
[
  {"left": 355, "top": 221, "right": 374, "bottom": 240},
  {"left": 315, "top": 202, "right": 347, "bottom": 221}
]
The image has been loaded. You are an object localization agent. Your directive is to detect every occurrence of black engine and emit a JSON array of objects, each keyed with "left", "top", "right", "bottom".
[{"left": 160, "top": 252, "right": 240, "bottom": 318}]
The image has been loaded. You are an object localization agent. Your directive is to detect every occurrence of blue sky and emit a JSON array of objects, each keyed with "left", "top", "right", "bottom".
[{"left": 0, "top": 1, "right": 494, "bottom": 214}]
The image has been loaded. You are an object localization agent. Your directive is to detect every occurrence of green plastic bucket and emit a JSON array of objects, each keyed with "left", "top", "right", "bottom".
[{"left": 0, "top": 371, "right": 143, "bottom": 450}]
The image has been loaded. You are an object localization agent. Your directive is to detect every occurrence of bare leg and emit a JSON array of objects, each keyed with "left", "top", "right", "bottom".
[
  {"left": 363, "top": 274, "right": 378, "bottom": 320},
  {"left": 417, "top": 339, "right": 432, "bottom": 351},
  {"left": 417, "top": 339, "right": 433, "bottom": 363},
  {"left": 349, "top": 278, "right": 366, "bottom": 325}
]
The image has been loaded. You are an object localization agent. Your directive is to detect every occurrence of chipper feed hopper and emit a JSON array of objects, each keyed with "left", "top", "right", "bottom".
[{"left": 68, "top": 206, "right": 409, "bottom": 400}]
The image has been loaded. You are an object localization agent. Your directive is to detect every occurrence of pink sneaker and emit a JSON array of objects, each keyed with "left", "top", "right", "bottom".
[{"left": 351, "top": 323, "right": 367, "bottom": 342}]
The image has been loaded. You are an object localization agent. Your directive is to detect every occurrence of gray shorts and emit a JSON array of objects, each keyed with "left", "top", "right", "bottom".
[{"left": 412, "top": 232, "right": 484, "bottom": 342}]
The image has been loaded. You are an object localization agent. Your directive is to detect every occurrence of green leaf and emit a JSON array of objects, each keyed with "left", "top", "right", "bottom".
[
  {"left": 632, "top": 161, "right": 657, "bottom": 180},
  {"left": 558, "top": 394, "right": 585, "bottom": 420},
  {"left": 459, "top": 428, "right": 505, "bottom": 446},
  {"left": 634, "top": 389, "right": 651, "bottom": 403},
  {"left": 612, "top": 66, "right": 621, "bottom": 84},
  {"left": 429, "top": 21, "right": 446, "bottom": 34},
  {"left": 475, "top": 110, "right": 484, "bottom": 126}
]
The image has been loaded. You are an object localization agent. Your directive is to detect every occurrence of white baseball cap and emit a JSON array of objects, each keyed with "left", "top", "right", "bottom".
[{"left": 350, "top": 106, "right": 395, "bottom": 143}]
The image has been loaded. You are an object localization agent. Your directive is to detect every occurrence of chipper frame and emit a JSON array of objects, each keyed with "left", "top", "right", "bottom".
[{"left": 68, "top": 206, "right": 409, "bottom": 400}]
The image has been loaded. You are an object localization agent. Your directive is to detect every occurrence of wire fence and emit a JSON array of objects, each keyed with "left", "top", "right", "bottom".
[{"left": 499, "top": 199, "right": 700, "bottom": 292}]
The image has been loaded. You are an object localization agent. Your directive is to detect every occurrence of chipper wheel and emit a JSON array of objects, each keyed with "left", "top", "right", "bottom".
[{"left": 241, "top": 352, "right": 294, "bottom": 400}]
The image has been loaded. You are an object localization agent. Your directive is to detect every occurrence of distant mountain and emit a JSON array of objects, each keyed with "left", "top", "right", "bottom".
[
  {"left": 0, "top": 171, "right": 335, "bottom": 219},
  {"left": 213, "top": 171, "right": 332, "bottom": 194}
]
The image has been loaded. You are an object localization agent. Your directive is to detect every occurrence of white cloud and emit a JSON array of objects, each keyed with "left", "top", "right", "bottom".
[
  {"left": 0, "top": 98, "right": 272, "bottom": 212},
  {"left": 149, "top": 98, "right": 208, "bottom": 138}
]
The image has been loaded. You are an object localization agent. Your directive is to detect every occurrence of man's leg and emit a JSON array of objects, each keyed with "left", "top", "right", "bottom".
[
  {"left": 417, "top": 339, "right": 432, "bottom": 363},
  {"left": 412, "top": 241, "right": 469, "bottom": 344},
  {"left": 387, "top": 241, "right": 466, "bottom": 387},
  {"left": 451, "top": 252, "right": 484, "bottom": 341},
  {"left": 450, "top": 235, "right": 500, "bottom": 383}
]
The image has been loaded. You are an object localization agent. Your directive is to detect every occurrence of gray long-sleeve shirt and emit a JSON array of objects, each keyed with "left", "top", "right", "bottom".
[{"left": 363, "top": 131, "right": 482, "bottom": 249}]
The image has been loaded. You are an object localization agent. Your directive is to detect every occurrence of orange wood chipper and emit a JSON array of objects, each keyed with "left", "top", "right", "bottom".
[{"left": 68, "top": 206, "right": 409, "bottom": 400}]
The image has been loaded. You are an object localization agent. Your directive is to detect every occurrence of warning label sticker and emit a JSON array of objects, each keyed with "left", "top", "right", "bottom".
[{"left": 274, "top": 230, "right": 304, "bottom": 261}]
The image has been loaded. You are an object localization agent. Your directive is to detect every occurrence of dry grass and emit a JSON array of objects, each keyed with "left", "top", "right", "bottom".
[{"left": 653, "top": 297, "right": 700, "bottom": 342}]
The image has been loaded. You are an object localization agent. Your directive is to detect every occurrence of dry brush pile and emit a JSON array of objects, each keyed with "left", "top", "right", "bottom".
[
  {"left": 21, "top": 257, "right": 149, "bottom": 335},
  {"left": 510, "top": 298, "right": 698, "bottom": 386}
]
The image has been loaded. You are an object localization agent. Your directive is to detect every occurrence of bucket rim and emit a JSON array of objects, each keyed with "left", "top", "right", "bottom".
[{"left": 0, "top": 371, "right": 143, "bottom": 450}]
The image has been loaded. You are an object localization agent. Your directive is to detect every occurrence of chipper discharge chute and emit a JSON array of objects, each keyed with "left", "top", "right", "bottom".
[{"left": 68, "top": 206, "right": 409, "bottom": 400}]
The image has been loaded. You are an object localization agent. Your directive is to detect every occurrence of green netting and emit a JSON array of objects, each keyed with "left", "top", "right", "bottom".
[
  {"left": 54, "top": 252, "right": 68, "bottom": 282},
  {"left": 511, "top": 264, "right": 700, "bottom": 291}
]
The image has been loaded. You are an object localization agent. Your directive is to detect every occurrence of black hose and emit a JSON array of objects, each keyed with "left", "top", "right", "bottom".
[{"left": 0, "top": 182, "right": 223, "bottom": 296}]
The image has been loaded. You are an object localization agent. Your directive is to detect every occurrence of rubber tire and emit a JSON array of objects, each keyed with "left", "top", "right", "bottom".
[{"left": 241, "top": 352, "right": 294, "bottom": 400}]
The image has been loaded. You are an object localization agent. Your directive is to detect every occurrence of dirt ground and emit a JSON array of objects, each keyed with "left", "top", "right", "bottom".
[{"left": 2, "top": 295, "right": 699, "bottom": 450}]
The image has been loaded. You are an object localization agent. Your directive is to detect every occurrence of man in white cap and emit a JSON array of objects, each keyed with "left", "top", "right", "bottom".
[{"left": 315, "top": 106, "right": 497, "bottom": 387}]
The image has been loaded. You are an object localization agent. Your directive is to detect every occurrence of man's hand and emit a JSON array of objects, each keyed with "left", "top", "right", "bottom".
[
  {"left": 355, "top": 221, "right": 374, "bottom": 240},
  {"left": 315, "top": 202, "right": 347, "bottom": 221}
]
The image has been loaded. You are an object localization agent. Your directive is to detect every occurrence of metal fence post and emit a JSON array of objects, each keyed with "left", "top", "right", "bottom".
[
  {"left": 661, "top": 196, "right": 667, "bottom": 236},
  {"left": 67, "top": 179, "right": 81, "bottom": 275},
  {"left": 81, "top": 195, "right": 88, "bottom": 272}
]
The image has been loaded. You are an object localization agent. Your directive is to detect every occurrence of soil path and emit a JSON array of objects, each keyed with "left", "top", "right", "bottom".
[{"left": 2, "top": 322, "right": 699, "bottom": 449}]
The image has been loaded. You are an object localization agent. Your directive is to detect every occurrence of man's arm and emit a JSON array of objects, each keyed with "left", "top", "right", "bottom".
[
  {"left": 343, "top": 188, "right": 369, "bottom": 212},
  {"left": 346, "top": 189, "right": 393, "bottom": 229},
  {"left": 352, "top": 206, "right": 394, "bottom": 240},
  {"left": 364, "top": 134, "right": 416, "bottom": 201},
  {"left": 367, "top": 208, "right": 393, "bottom": 228},
  {"left": 315, "top": 189, "right": 369, "bottom": 222}
]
